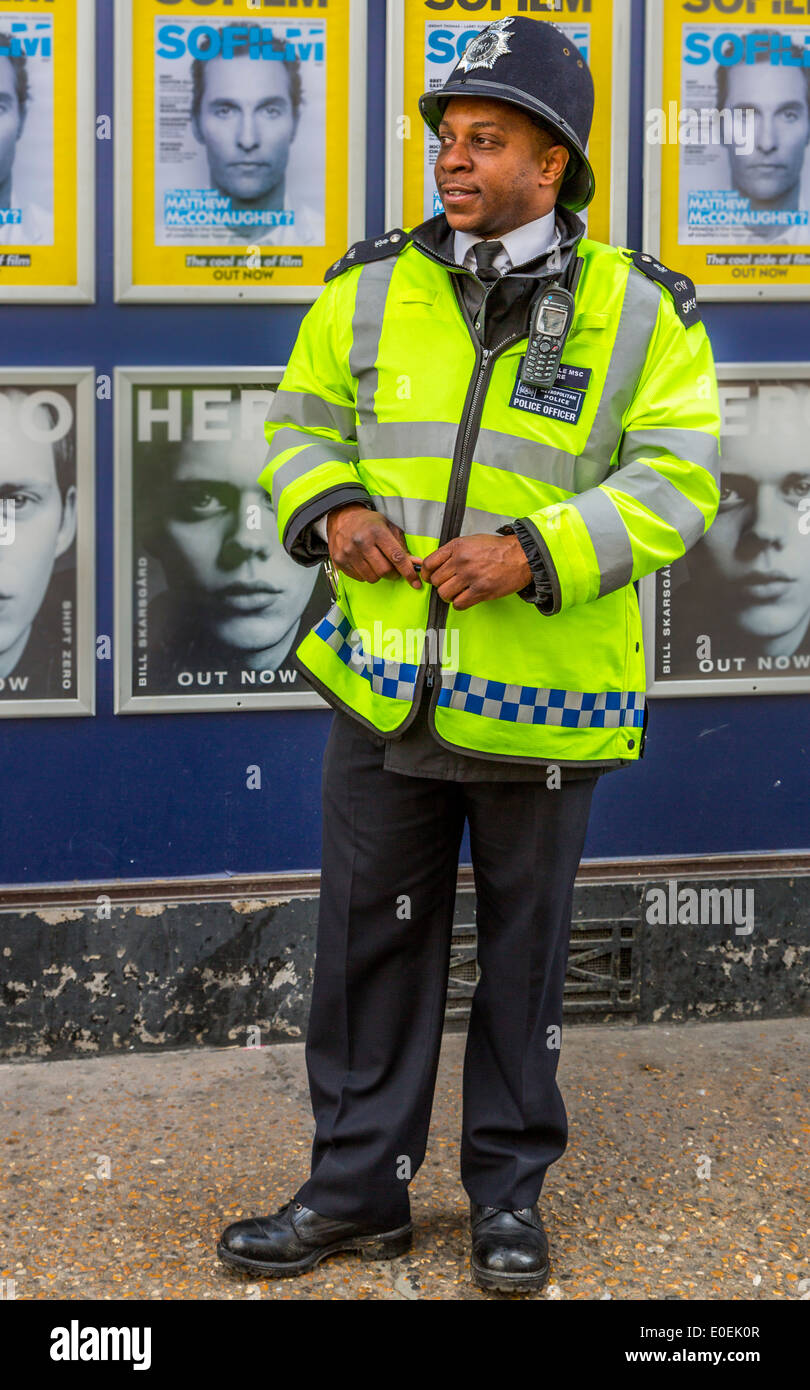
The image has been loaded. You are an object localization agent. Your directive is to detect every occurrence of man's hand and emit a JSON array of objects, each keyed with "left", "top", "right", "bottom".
[
  {"left": 326, "top": 503, "right": 423, "bottom": 589},
  {"left": 420, "top": 533, "right": 532, "bottom": 610}
]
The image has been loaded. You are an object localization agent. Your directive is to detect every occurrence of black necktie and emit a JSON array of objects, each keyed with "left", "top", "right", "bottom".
[{"left": 473, "top": 240, "right": 505, "bottom": 284}]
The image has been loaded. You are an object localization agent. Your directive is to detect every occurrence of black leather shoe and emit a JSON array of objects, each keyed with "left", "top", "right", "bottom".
[
  {"left": 469, "top": 1202, "right": 550, "bottom": 1293},
  {"left": 217, "top": 1199, "right": 413, "bottom": 1277}
]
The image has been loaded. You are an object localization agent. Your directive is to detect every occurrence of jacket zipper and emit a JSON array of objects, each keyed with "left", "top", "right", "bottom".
[
  {"left": 394, "top": 240, "right": 575, "bottom": 727},
  {"left": 421, "top": 329, "right": 521, "bottom": 704}
]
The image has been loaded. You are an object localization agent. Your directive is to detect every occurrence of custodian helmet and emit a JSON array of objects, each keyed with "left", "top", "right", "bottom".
[{"left": 418, "top": 16, "right": 596, "bottom": 213}]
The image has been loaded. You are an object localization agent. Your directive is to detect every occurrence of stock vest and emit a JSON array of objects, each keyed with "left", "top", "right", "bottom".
[{"left": 258, "top": 222, "right": 721, "bottom": 767}]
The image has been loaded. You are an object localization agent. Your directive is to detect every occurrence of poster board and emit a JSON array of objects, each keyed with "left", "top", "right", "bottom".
[
  {"left": 641, "top": 364, "right": 810, "bottom": 697},
  {"left": 0, "top": 368, "right": 95, "bottom": 717},
  {"left": 115, "top": 367, "right": 331, "bottom": 713},
  {"left": 386, "top": 0, "right": 630, "bottom": 247},
  {"left": 645, "top": 0, "right": 810, "bottom": 299},
  {"left": 0, "top": 0, "right": 94, "bottom": 302},
  {"left": 115, "top": 0, "right": 366, "bottom": 302}
]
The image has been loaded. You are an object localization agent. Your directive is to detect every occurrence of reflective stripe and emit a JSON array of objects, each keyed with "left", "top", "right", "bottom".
[
  {"left": 566, "top": 487, "right": 633, "bottom": 596},
  {"left": 315, "top": 607, "right": 419, "bottom": 699},
  {"left": 476, "top": 428, "right": 580, "bottom": 490},
  {"left": 369, "top": 494, "right": 514, "bottom": 539},
  {"left": 358, "top": 420, "right": 458, "bottom": 460},
  {"left": 349, "top": 259, "right": 400, "bottom": 426},
  {"left": 438, "top": 670, "right": 646, "bottom": 729},
  {"left": 268, "top": 388, "right": 356, "bottom": 440},
  {"left": 272, "top": 435, "right": 359, "bottom": 510},
  {"left": 605, "top": 467, "right": 708, "bottom": 550},
  {"left": 357, "top": 420, "right": 580, "bottom": 491},
  {"left": 460, "top": 503, "right": 522, "bottom": 535},
  {"left": 619, "top": 427, "right": 720, "bottom": 482},
  {"left": 369, "top": 494, "right": 443, "bottom": 538},
  {"left": 579, "top": 267, "right": 662, "bottom": 469}
]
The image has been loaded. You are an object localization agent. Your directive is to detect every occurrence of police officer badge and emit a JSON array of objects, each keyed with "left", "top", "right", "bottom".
[{"left": 457, "top": 18, "right": 515, "bottom": 72}]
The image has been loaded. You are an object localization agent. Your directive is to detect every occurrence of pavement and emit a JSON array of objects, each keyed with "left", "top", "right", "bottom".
[{"left": 0, "top": 1017, "right": 807, "bottom": 1302}]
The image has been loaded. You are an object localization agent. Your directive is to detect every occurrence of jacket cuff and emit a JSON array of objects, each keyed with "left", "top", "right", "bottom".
[
  {"left": 496, "top": 520, "right": 555, "bottom": 613},
  {"left": 284, "top": 488, "right": 375, "bottom": 564}
]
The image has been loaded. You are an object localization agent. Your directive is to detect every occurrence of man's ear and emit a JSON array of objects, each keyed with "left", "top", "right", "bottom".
[
  {"left": 540, "top": 143, "right": 569, "bottom": 190},
  {"left": 190, "top": 110, "right": 203, "bottom": 146}
]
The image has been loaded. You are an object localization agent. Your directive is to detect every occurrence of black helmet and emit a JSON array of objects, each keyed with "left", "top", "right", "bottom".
[{"left": 418, "top": 16, "right": 595, "bottom": 212}]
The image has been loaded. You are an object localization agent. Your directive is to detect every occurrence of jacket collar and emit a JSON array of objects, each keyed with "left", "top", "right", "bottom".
[{"left": 407, "top": 203, "right": 587, "bottom": 282}]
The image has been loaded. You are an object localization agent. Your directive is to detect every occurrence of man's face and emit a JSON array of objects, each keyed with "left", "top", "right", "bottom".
[
  {"left": 433, "top": 96, "right": 568, "bottom": 238},
  {"left": 151, "top": 409, "right": 317, "bottom": 654},
  {"left": 0, "top": 403, "right": 76, "bottom": 662},
  {"left": 694, "top": 424, "right": 810, "bottom": 646},
  {"left": 0, "top": 56, "right": 23, "bottom": 185},
  {"left": 191, "top": 54, "right": 298, "bottom": 202},
  {"left": 725, "top": 64, "right": 810, "bottom": 203}
]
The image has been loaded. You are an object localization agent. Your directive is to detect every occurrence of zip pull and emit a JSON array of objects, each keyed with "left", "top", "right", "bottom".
[{"left": 425, "top": 666, "right": 435, "bottom": 689}]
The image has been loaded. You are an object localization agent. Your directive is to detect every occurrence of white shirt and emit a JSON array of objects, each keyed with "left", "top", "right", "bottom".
[
  {"left": 313, "top": 210, "right": 561, "bottom": 543},
  {"left": 453, "top": 208, "right": 560, "bottom": 275}
]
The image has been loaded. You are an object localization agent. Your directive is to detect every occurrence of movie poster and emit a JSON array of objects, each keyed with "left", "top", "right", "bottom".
[
  {"left": 387, "top": 0, "right": 630, "bottom": 246},
  {"left": 116, "top": 0, "right": 366, "bottom": 302},
  {"left": 645, "top": 0, "right": 810, "bottom": 298},
  {"left": 0, "top": 370, "right": 95, "bottom": 717},
  {"left": 116, "top": 369, "right": 331, "bottom": 713},
  {"left": 641, "top": 366, "right": 810, "bottom": 697},
  {"left": 0, "top": 0, "right": 94, "bottom": 302}
]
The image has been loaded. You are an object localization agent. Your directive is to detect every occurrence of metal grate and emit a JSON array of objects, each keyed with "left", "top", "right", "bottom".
[
  {"left": 446, "top": 922, "right": 479, "bottom": 1022},
  {"left": 445, "top": 916, "right": 639, "bottom": 1023},
  {"left": 563, "top": 919, "right": 639, "bottom": 1013}
]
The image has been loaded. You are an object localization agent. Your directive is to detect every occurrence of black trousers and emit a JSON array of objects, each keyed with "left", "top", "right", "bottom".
[{"left": 293, "top": 712, "right": 599, "bottom": 1227}]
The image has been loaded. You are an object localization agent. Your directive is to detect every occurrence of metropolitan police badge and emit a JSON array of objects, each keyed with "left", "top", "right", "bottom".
[{"left": 457, "top": 18, "right": 515, "bottom": 73}]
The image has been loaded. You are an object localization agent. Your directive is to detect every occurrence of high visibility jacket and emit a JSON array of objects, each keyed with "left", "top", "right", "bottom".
[{"left": 259, "top": 222, "right": 721, "bottom": 767}]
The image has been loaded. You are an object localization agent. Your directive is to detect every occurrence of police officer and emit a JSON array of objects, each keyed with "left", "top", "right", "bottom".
[{"left": 217, "top": 17, "right": 721, "bottom": 1293}]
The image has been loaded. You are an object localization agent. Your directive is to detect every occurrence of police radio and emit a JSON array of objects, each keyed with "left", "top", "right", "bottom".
[{"left": 520, "top": 286, "right": 576, "bottom": 390}]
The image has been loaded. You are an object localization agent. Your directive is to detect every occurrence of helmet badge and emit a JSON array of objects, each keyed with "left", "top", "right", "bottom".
[{"left": 457, "top": 17, "right": 515, "bottom": 73}]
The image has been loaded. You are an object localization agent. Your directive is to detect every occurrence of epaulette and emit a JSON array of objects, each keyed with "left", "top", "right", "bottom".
[
  {"left": 624, "top": 249, "right": 701, "bottom": 328},
  {"left": 324, "top": 229, "right": 410, "bottom": 283}
]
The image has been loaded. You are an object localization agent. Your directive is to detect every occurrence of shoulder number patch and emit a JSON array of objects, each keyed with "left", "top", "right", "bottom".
[
  {"left": 324, "top": 229, "right": 410, "bottom": 283},
  {"left": 630, "top": 251, "right": 701, "bottom": 328}
]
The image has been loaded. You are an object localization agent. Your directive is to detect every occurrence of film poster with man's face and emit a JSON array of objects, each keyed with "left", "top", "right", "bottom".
[
  {"left": 0, "top": 382, "right": 79, "bottom": 710},
  {"left": 650, "top": 0, "right": 810, "bottom": 295},
  {"left": 126, "top": 377, "right": 330, "bottom": 710},
  {"left": 648, "top": 372, "right": 810, "bottom": 695},
  {"left": 122, "top": 0, "right": 362, "bottom": 299}
]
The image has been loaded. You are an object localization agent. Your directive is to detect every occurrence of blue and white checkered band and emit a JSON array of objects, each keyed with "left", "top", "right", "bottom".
[
  {"left": 315, "top": 607, "right": 645, "bottom": 727},
  {"left": 457, "top": 18, "right": 515, "bottom": 73},
  {"left": 314, "top": 607, "right": 419, "bottom": 701},
  {"left": 438, "top": 670, "right": 646, "bottom": 730}
]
